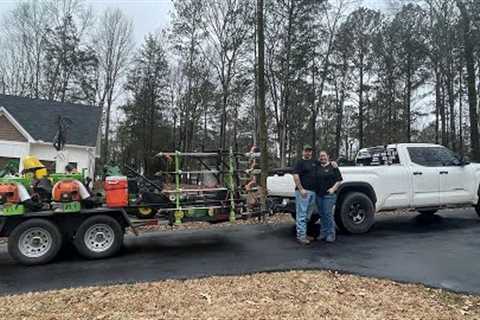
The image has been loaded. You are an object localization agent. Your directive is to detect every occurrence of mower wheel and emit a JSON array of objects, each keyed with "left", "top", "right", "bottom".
[
  {"left": 74, "top": 215, "right": 123, "bottom": 259},
  {"left": 136, "top": 207, "right": 156, "bottom": 219}
]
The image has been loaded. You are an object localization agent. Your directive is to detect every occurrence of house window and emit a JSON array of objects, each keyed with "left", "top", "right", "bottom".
[{"left": 0, "top": 157, "right": 20, "bottom": 174}]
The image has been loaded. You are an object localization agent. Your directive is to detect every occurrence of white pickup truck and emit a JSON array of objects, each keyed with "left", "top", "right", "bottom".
[{"left": 267, "top": 143, "right": 480, "bottom": 234}]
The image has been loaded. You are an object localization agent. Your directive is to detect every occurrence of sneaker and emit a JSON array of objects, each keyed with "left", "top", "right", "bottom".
[
  {"left": 306, "top": 236, "right": 316, "bottom": 242},
  {"left": 297, "top": 238, "right": 311, "bottom": 245},
  {"left": 325, "top": 234, "right": 336, "bottom": 243}
]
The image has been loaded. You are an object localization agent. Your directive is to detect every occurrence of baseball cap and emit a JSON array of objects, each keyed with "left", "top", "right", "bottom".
[{"left": 303, "top": 144, "right": 313, "bottom": 151}]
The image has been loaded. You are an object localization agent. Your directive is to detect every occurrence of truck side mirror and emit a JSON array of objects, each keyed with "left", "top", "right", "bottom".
[{"left": 457, "top": 154, "right": 470, "bottom": 166}]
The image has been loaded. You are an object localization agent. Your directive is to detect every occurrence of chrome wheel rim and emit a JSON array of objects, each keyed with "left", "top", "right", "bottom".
[
  {"left": 18, "top": 227, "right": 53, "bottom": 258},
  {"left": 84, "top": 224, "right": 114, "bottom": 253},
  {"left": 348, "top": 203, "right": 367, "bottom": 225}
]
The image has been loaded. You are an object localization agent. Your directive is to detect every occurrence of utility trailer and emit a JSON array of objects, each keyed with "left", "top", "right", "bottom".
[{"left": 0, "top": 149, "right": 276, "bottom": 265}]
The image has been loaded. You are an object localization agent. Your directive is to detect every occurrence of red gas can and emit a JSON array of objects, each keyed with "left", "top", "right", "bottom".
[{"left": 104, "top": 176, "right": 129, "bottom": 208}]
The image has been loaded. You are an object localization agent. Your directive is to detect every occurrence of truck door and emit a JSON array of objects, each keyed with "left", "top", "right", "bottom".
[
  {"left": 406, "top": 147, "right": 441, "bottom": 208},
  {"left": 434, "top": 147, "right": 473, "bottom": 205}
]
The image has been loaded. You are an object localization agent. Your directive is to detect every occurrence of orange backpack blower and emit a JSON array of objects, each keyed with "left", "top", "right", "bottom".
[
  {"left": 0, "top": 183, "right": 22, "bottom": 205},
  {"left": 52, "top": 180, "right": 81, "bottom": 202}
]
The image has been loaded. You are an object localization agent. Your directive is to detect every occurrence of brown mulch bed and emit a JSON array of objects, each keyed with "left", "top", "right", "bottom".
[{"left": 0, "top": 270, "right": 479, "bottom": 320}]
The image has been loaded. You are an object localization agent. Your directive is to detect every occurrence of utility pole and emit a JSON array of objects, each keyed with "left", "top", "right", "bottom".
[{"left": 256, "top": 0, "right": 269, "bottom": 213}]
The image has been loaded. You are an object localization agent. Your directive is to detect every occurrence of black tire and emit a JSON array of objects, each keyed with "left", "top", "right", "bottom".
[
  {"left": 418, "top": 209, "right": 438, "bottom": 216},
  {"left": 336, "top": 192, "right": 375, "bottom": 234},
  {"left": 135, "top": 207, "right": 156, "bottom": 219},
  {"left": 8, "top": 219, "right": 62, "bottom": 265},
  {"left": 73, "top": 215, "right": 124, "bottom": 260}
]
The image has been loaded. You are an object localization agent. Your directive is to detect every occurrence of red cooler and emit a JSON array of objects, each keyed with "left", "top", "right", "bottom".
[{"left": 104, "top": 176, "right": 128, "bottom": 208}]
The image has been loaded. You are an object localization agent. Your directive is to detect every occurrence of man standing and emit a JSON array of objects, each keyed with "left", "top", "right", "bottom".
[{"left": 292, "top": 144, "right": 318, "bottom": 245}]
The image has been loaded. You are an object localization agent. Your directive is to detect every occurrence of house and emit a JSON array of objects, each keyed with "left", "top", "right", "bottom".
[{"left": 0, "top": 95, "right": 102, "bottom": 177}]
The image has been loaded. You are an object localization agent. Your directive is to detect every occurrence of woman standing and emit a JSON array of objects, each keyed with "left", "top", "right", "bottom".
[{"left": 316, "top": 151, "right": 343, "bottom": 243}]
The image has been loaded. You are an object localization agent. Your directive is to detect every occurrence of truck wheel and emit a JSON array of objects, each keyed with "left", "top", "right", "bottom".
[
  {"left": 8, "top": 219, "right": 62, "bottom": 265},
  {"left": 336, "top": 192, "right": 375, "bottom": 234},
  {"left": 418, "top": 209, "right": 438, "bottom": 216},
  {"left": 74, "top": 215, "right": 124, "bottom": 259}
]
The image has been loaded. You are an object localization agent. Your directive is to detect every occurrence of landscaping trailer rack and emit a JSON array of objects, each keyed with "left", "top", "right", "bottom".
[{"left": 0, "top": 149, "right": 274, "bottom": 265}]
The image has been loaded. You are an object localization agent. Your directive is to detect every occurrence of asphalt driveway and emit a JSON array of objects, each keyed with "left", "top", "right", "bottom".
[{"left": 0, "top": 209, "right": 479, "bottom": 296}]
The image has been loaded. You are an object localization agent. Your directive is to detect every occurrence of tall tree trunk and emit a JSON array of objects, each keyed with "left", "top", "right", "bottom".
[
  {"left": 406, "top": 60, "right": 412, "bottom": 143},
  {"left": 233, "top": 106, "right": 239, "bottom": 153},
  {"left": 173, "top": 114, "right": 177, "bottom": 151},
  {"left": 447, "top": 75, "right": 456, "bottom": 151},
  {"left": 103, "top": 103, "right": 112, "bottom": 162},
  {"left": 457, "top": 0, "right": 480, "bottom": 161},
  {"left": 256, "top": 0, "right": 268, "bottom": 212},
  {"left": 103, "top": 87, "right": 115, "bottom": 162},
  {"left": 203, "top": 106, "right": 207, "bottom": 151},
  {"left": 311, "top": 64, "right": 317, "bottom": 155},
  {"left": 459, "top": 66, "right": 464, "bottom": 154},
  {"left": 220, "top": 87, "right": 228, "bottom": 151},
  {"left": 279, "top": 1, "right": 295, "bottom": 167},
  {"left": 253, "top": 21, "right": 258, "bottom": 145},
  {"left": 440, "top": 79, "right": 447, "bottom": 146},
  {"left": 358, "top": 60, "right": 365, "bottom": 148},
  {"left": 435, "top": 65, "right": 441, "bottom": 144},
  {"left": 334, "top": 81, "right": 345, "bottom": 159},
  {"left": 185, "top": 28, "right": 196, "bottom": 152}
]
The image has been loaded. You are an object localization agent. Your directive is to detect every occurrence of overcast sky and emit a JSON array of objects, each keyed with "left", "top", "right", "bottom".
[{"left": 0, "top": 0, "right": 389, "bottom": 46}]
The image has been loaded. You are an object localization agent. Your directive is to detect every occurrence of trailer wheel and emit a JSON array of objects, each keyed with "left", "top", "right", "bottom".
[
  {"left": 336, "top": 192, "right": 375, "bottom": 234},
  {"left": 8, "top": 219, "right": 62, "bottom": 265},
  {"left": 74, "top": 215, "right": 123, "bottom": 259}
]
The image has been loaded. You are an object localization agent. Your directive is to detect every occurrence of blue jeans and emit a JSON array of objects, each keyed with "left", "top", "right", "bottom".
[
  {"left": 316, "top": 194, "right": 337, "bottom": 238},
  {"left": 295, "top": 190, "right": 316, "bottom": 240}
]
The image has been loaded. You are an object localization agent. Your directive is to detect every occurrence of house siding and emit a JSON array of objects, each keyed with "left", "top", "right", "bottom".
[
  {"left": 0, "top": 114, "right": 27, "bottom": 142},
  {"left": 30, "top": 143, "right": 96, "bottom": 177},
  {"left": 0, "top": 140, "right": 30, "bottom": 172}
]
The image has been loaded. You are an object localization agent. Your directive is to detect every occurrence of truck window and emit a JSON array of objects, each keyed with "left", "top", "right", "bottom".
[
  {"left": 434, "top": 147, "right": 461, "bottom": 166},
  {"left": 408, "top": 147, "right": 459, "bottom": 167},
  {"left": 356, "top": 147, "right": 399, "bottom": 166}
]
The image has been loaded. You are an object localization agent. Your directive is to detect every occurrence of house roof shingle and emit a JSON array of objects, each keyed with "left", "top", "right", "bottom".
[{"left": 0, "top": 95, "right": 102, "bottom": 147}]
